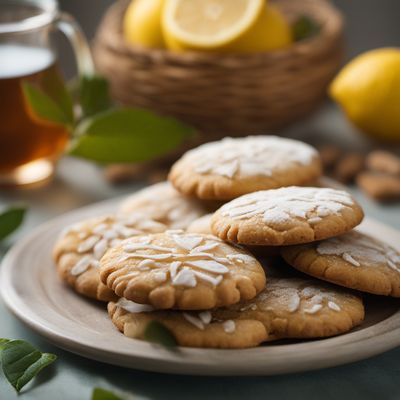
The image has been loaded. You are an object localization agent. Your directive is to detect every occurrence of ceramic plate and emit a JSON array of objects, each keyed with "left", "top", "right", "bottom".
[{"left": 1, "top": 197, "right": 400, "bottom": 376}]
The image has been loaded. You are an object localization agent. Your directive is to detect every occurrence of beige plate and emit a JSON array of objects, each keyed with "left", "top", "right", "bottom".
[{"left": 1, "top": 197, "right": 400, "bottom": 376}]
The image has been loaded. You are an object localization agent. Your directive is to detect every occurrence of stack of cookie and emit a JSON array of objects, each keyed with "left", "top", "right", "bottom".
[{"left": 53, "top": 136, "right": 400, "bottom": 349}]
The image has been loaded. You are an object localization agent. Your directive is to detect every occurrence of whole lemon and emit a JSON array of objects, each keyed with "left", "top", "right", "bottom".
[
  {"left": 123, "top": 0, "right": 165, "bottom": 48},
  {"left": 330, "top": 48, "right": 400, "bottom": 141},
  {"left": 224, "top": 4, "right": 292, "bottom": 53}
]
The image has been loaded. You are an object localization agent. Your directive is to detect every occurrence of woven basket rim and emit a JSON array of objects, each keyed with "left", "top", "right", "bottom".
[{"left": 95, "top": 0, "right": 344, "bottom": 65}]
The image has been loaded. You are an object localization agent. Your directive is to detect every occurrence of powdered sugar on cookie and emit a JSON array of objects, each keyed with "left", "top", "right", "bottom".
[
  {"left": 182, "top": 136, "right": 318, "bottom": 179},
  {"left": 317, "top": 231, "right": 400, "bottom": 273},
  {"left": 118, "top": 231, "right": 258, "bottom": 289},
  {"left": 220, "top": 187, "right": 356, "bottom": 225},
  {"left": 254, "top": 278, "right": 344, "bottom": 315},
  {"left": 60, "top": 214, "right": 166, "bottom": 277}
]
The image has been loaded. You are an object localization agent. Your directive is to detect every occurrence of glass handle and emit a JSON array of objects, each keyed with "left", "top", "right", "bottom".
[{"left": 55, "top": 12, "right": 95, "bottom": 77}]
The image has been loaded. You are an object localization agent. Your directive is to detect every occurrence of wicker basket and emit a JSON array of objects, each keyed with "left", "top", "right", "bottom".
[{"left": 93, "top": 0, "right": 344, "bottom": 137}]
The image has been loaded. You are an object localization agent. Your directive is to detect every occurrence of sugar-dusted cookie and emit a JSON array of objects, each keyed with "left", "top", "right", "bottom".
[
  {"left": 186, "top": 214, "right": 213, "bottom": 234},
  {"left": 53, "top": 214, "right": 167, "bottom": 301},
  {"left": 211, "top": 187, "right": 364, "bottom": 246},
  {"left": 214, "top": 278, "right": 365, "bottom": 340},
  {"left": 119, "top": 181, "right": 210, "bottom": 229},
  {"left": 168, "top": 136, "right": 322, "bottom": 200},
  {"left": 108, "top": 298, "right": 268, "bottom": 348},
  {"left": 282, "top": 230, "right": 400, "bottom": 297},
  {"left": 100, "top": 231, "right": 266, "bottom": 310}
]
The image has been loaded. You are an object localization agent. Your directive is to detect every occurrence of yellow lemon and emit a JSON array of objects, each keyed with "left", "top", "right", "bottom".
[
  {"left": 123, "top": 0, "right": 165, "bottom": 48},
  {"left": 330, "top": 48, "right": 400, "bottom": 141},
  {"left": 162, "top": 0, "right": 265, "bottom": 51},
  {"left": 224, "top": 4, "right": 292, "bottom": 53}
]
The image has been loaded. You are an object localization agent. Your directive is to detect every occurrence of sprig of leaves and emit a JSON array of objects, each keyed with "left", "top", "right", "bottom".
[
  {"left": 23, "top": 75, "right": 194, "bottom": 164},
  {"left": 0, "top": 339, "right": 57, "bottom": 393},
  {"left": 143, "top": 321, "right": 177, "bottom": 347},
  {"left": 0, "top": 207, "right": 26, "bottom": 241}
]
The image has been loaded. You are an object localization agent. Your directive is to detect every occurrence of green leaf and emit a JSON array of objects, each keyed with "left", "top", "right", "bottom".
[
  {"left": 0, "top": 339, "right": 57, "bottom": 393},
  {"left": 292, "top": 15, "right": 320, "bottom": 42},
  {"left": 69, "top": 108, "right": 195, "bottom": 163},
  {"left": 40, "top": 65, "right": 75, "bottom": 124},
  {"left": 0, "top": 207, "right": 26, "bottom": 241},
  {"left": 143, "top": 321, "right": 177, "bottom": 347},
  {"left": 0, "top": 339, "right": 11, "bottom": 351},
  {"left": 92, "top": 388, "right": 124, "bottom": 400},
  {"left": 22, "top": 83, "right": 72, "bottom": 127},
  {"left": 80, "top": 75, "right": 112, "bottom": 118}
]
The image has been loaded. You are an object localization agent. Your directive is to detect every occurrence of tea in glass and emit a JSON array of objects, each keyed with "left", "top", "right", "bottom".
[
  {"left": 0, "top": 45, "right": 69, "bottom": 184},
  {"left": 0, "top": 0, "right": 93, "bottom": 186}
]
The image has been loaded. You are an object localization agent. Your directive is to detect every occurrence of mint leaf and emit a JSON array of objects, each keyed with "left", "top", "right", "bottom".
[
  {"left": 22, "top": 82, "right": 72, "bottom": 127},
  {"left": 143, "top": 321, "right": 177, "bottom": 347},
  {"left": 80, "top": 75, "right": 112, "bottom": 118},
  {"left": 292, "top": 15, "right": 320, "bottom": 41},
  {"left": 0, "top": 339, "right": 57, "bottom": 393},
  {"left": 69, "top": 108, "right": 195, "bottom": 163},
  {"left": 92, "top": 388, "right": 124, "bottom": 400},
  {"left": 0, "top": 207, "right": 26, "bottom": 241}
]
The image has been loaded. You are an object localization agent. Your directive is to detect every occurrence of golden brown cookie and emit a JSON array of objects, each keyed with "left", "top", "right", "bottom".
[
  {"left": 100, "top": 231, "right": 266, "bottom": 310},
  {"left": 108, "top": 277, "right": 363, "bottom": 348},
  {"left": 108, "top": 299, "right": 268, "bottom": 349},
  {"left": 119, "top": 181, "right": 210, "bottom": 229},
  {"left": 169, "top": 136, "right": 322, "bottom": 200},
  {"left": 53, "top": 214, "right": 167, "bottom": 301},
  {"left": 281, "top": 230, "right": 400, "bottom": 297},
  {"left": 211, "top": 187, "right": 364, "bottom": 246},
  {"left": 215, "top": 277, "right": 365, "bottom": 340},
  {"left": 187, "top": 214, "right": 282, "bottom": 257}
]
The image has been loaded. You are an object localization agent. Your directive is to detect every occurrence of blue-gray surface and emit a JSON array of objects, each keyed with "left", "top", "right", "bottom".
[{"left": 1, "top": 105, "right": 400, "bottom": 400}]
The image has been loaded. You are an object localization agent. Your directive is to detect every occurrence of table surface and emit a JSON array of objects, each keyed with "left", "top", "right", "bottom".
[{"left": 1, "top": 105, "right": 400, "bottom": 400}]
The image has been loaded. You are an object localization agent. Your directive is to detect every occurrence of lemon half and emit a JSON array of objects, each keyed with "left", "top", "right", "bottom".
[{"left": 163, "top": 0, "right": 265, "bottom": 50}]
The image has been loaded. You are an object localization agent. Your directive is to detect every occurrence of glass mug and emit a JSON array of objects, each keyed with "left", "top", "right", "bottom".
[{"left": 0, "top": 0, "right": 93, "bottom": 186}]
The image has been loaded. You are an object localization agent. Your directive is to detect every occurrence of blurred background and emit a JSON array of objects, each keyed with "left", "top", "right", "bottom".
[{"left": 59, "top": 0, "right": 400, "bottom": 77}]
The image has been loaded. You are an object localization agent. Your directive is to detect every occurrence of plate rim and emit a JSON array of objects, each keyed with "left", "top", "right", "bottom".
[{"left": 2, "top": 196, "right": 400, "bottom": 376}]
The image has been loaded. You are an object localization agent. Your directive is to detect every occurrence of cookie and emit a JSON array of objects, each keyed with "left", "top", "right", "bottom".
[
  {"left": 108, "top": 298, "right": 268, "bottom": 348},
  {"left": 211, "top": 187, "right": 364, "bottom": 246},
  {"left": 53, "top": 214, "right": 167, "bottom": 301},
  {"left": 186, "top": 214, "right": 213, "bottom": 234},
  {"left": 169, "top": 136, "right": 322, "bottom": 200},
  {"left": 100, "top": 231, "right": 266, "bottom": 310},
  {"left": 214, "top": 277, "right": 365, "bottom": 340},
  {"left": 281, "top": 230, "right": 400, "bottom": 297},
  {"left": 187, "top": 214, "right": 281, "bottom": 258},
  {"left": 119, "top": 181, "right": 210, "bottom": 229},
  {"left": 108, "top": 277, "right": 364, "bottom": 348}
]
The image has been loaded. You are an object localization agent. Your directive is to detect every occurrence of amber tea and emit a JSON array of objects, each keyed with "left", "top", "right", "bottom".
[{"left": 0, "top": 44, "right": 69, "bottom": 182}]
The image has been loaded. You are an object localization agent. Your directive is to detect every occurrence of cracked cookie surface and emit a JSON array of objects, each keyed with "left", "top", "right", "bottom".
[
  {"left": 282, "top": 231, "right": 400, "bottom": 297},
  {"left": 211, "top": 187, "right": 364, "bottom": 246},
  {"left": 53, "top": 214, "right": 166, "bottom": 301},
  {"left": 169, "top": 136, "right": 322, "bottom": 200},
  {"left": 100, "top": 231, "right": 266, "bottom": 310}
]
